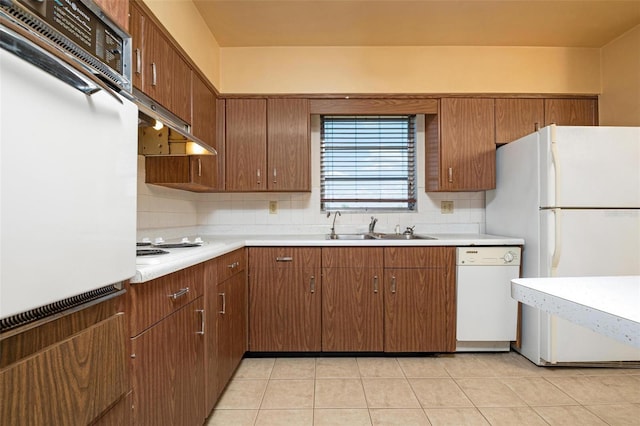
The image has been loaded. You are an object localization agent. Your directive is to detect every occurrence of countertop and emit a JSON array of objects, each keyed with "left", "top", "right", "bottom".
[
  {"left": 511, "top": 276, "right": 640, "bottom": 349},
  {"left": 132, "top": 233, "right": 524, "bottom": 284}
]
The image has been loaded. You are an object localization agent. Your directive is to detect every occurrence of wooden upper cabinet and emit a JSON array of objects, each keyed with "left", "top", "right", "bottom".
[
  {"left": 427, "top": 98, "right": 495, "bottom": 191},
  {"left": 129, "top": 2, "right": 192, "bottom": 123},
  {"left": 225, "top": 98, "right": 311, "bottom": 192},
  {"left": 192, "top": 73, "right": 217, "bottom": 148},
  {"left": 93, "top": 0, "right": 129, "bottom": 31},
  {"left": 495, "top": 98, "right": 544, "bottom": 144},
  {"left": 545, "top": 98, "right": 598, "bottom": 126},
  {"left": 225, "top": 99, "right": 268, "bottom": 191},
  {"left": 267, "top": 99, "right": 310, "bottom": 191}
]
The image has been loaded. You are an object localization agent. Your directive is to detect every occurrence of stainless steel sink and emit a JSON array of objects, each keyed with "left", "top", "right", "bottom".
[{"left": 326, "top": 233, "right": 437, "bottom": 240}]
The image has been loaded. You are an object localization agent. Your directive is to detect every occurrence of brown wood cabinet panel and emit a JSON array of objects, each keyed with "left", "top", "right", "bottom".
[
  {"left": 495, "top": 98, "right": 544, "bottom": 144},
  {"left": 94, "top": 0, "right": 129, "bottom": 31},
  {"left": 203, "top": 260, "right": 219, "bottom": 413},
  {"left": 384, "top": 268, "right": 455, "bottom": 352},
  {"left": 171, "top": 57, "right": 192, "bottom": 123},
  {"left": 310, "top": 98, "right": 439, "bottom": 114},
  {"left": 128, "top": 264, "right": 204, "bottom": 337},
  {"left": 428, "top": 98, "right": 495, "bottom": 191},
  {"left": 141, "top": 18, "right": 173, "bottom": 111},
  {"left": 217, "top": 248, "right": 246, "bottom": 282},
  {"left": 226, "top": 99, "right": 268, "bottom": 191},
  {"left": 384, "top": 246, "right": 454, "bottom": 268},
  {"left": 145, "top": 155, "right": 218, "bottom": 192},
  {"left": 129, "top": 3, "right": 144, "bottom": 90},
  {"left": 545, "top": 98, "right": 598, "bottom": 126},
  {"left": 249, "top": 247, "right": 321, "bottom": 351},
  {"left": 267, "top": 99, "right": 310, "bottom": 191},
  {"left": 322, "top": 248, "right": 384, "bottom": 351},
  {"left": 131, "top": 298, "right": 205, "bottom": 426},
  {"left": 92, "top": 391, "right": 132, "bottom": 426},
  {"left": 192, "top": 73, "right": 217, "bottom": 148},
  {"left": 0, "top": 314, "right": 128, "bottom": 426}
]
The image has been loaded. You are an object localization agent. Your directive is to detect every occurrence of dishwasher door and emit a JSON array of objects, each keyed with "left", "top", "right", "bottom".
[{"left": 456, "top": 247, "right": 521, "bottom": 351}]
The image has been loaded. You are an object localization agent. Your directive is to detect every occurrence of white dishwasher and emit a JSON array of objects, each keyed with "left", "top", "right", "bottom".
[{"left": 456, "top": 247, "right": 521, "bottom": 352}]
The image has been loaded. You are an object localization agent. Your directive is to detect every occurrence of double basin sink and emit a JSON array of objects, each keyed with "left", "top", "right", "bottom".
[{"left": 327, "top": 232, "right": 437, "bottom": 240}]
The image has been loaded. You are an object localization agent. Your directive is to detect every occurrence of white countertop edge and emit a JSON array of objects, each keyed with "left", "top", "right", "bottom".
[
  {"left": 511, "top": 276, "right": 640, "bottom": 349},
  {"left": 131, "top": 233, "right": 524, "bottom": 284}
]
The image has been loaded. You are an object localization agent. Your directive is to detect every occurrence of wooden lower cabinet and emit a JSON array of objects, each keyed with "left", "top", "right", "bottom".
[
  {"left": 249, "top": 247, "right": 321, "bottom": 351},
  {"left": 321, "top": 247, "right": 384, "bottom": 352},
  {"left": 383, "top": 247, "right": 456, "bottom": 353},
  {"left": 131, "top": 297, "right": 205, "bottom": 426}
]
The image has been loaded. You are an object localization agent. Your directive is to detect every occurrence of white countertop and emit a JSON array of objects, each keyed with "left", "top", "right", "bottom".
[
  {"left": 511, "top": 276, "right": 640, "bottom": 349},
  {"left": 132, "top": 233, "right": 524, "bottom": 283}
]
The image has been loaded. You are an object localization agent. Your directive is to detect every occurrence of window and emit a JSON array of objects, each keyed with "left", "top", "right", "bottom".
[{"left": 321, "top": 115, "right": 416, "bottom": 211}]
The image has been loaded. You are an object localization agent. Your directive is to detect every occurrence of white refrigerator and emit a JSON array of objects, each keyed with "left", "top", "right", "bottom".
[{"left": 486, "top": 125, "right": 640, "bottom": 365}]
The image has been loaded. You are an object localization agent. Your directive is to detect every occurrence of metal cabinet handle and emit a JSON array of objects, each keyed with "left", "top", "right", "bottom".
[
  {"left": 257, "top": 168, "right": 261, "bottom": 184},
  {"left": 196, "top": 309, "right": 205, "bottom": 335},
  {"left": 198, "top": 158, "right": 202, "bottom": 177},
  {"left": 273, "top": 168, "right": 277, "bottom": 184},
  {"left": 227, "top": 261, "right": 240, "bottom": 269},
  {"left": 218, "top": 292, "right": 226, "bottom": 314},
  {"left": 276, "top": 257, "right": 293, "bottom": 262},
  {"left": 448, "top": 167, "right": 453, "bottom": 183},
  {"left": 135, "top": 48, "right": 141, "bottom": 74},
  {"left": 168, "top": 287, "right": 190, "bottom": 300},
  {"left": 151, "top": 62, "right": 157, "bottom": 86},
  {"left": 373, "top": 275, "right": 379, "bottom": 293},
  {"left": 310, "top": 275, "right": 316, "bottom": 294},
  {"left": 390, "top": 276, "right": 397, "bottom": 294},
  {"left": 534, "top": 122, "right": 540, "bottom": 131}
]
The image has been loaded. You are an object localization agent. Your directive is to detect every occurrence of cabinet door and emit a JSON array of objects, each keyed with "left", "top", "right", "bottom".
[
  {"left": 203, "top": 260, "right": 219, "bottom": 413},
  {"left": 267, "top": 99, "right": 310, "bottom": 191},
  {"left": 384, "top": 268, "right": 455, "bottom": 352},
  {"left": 438, "top": 98, "right": 495, "bottom": 191},
  {"left": 142, "top": 19, "right": 173, "bottom": 112},
  {"left": 321, "top": 247, "right": 384, "bottom": 351},
  {"left": 545, "top": 98, "right": 598, "bottom": 126},
  {"left": 495, "top": 98, "right": 544, "bottom": 144},
  {"left": 131, "top": 298, "right": 205, "bottom": 426},
  {"left": 94, "top": 0, "right": 129, "bottom": 31},
  {"left": 249, "top": 248, "right": 321, "bottom": 351},
  {"left": 192, "top": 73, "right": 217, "bottom": 148},
  {"left": 189, "top": 155, "right": 217, "bottom": 189},
  {"left": 171, "top": 58, "right": 192, "bottom": 123},
  {"left": 129, "top": 3, "right": 143, "bottom": 90},
  {"left": 226, "top": 99, "right": 267, "bottom": 191},
  {"left": 216, "top": 271, "right": 247, "bottom": 391}
]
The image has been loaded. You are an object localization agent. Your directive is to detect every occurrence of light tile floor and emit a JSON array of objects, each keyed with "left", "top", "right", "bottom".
[{"left": 205, "top": 352, "right": 640, "bottom": 426}]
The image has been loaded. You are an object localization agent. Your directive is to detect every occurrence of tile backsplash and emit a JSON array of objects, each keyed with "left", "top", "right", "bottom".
[{"left": 137, "top": 115, "right": 486, "bottom": 237}]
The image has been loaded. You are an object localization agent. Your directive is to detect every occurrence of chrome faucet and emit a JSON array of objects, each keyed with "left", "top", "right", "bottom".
[
  {"left": 327, "top": 211, "right": 341, "bottom": 238},
  {"left": 369, "top": 216, "right": 378, "bottom": 234}
]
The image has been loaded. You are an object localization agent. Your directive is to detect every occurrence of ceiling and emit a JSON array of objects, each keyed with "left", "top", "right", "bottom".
[{"left": 193, "top": 0, "right": 640, "bottom": 48}]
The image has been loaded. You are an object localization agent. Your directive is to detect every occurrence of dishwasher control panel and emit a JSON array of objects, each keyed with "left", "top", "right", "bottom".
[{"left": 456, "top": 247, "right": 521, "bottom": 266}]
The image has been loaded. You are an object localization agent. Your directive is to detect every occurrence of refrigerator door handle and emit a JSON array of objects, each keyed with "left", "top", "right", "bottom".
[
  {"left": 551, "top": 208, "right": 562, "bottom": 276},
  {"left": 550, "top": 126, "right": 561, "bottom": 206}
]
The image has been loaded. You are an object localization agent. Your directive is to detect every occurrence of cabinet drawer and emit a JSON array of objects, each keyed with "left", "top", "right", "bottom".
[
  {"left": 322, "top": 247, "right": 383, "bottom": 268},
  {"left": 217, "top": 248, "right": 246, "bottom": 282},
  {"left": 384, "top": 247, "right": 454, "bottom": 268},
  {"left": 129, "top": 264, "right": 204, "bottom": 336},
  {"left": 249, "top": 247, "right": 321, "bottom": 269}
]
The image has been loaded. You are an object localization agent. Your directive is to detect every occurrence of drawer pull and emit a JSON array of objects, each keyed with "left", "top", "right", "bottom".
[
  {"left": 168, "top": 287, "right": 190, "bottom": 300},
  {"left": 276, "top": 257, "right": 293, "bottom": 262},
  {"left": 310, "top": 275, "right": 316, "bottom": 294},
  {"left": 151, "top": 62, "right": 157, "bottom": 86},
  {"left": 198, "top": 158, "right": 202, "bottom": 177},
  {"left": 196, "top": 309, "right": 205, "bottom": 335},
  {"left": 391, "top": 276, "right": 397, "bottom": 294},
  {"left": 219, "top": 292, "right": 226, "bottom": 314},
  {"left": 273, "top": 168, "right": 277, "bottom": 184},
  {"left": 373, "top": 275, "right": 379, "bottom": 293},
  {"left": 257, "top": 168, "right": 261, "bottom": 184},
  {"left": 227, "top": 261, "right": 240, "bottom": 269},
  {"left": 448, "top": 167, "right": 453, "bottom": 183},
  {"left": 135, "top": 48, "right": 141, "bottom": 74}
]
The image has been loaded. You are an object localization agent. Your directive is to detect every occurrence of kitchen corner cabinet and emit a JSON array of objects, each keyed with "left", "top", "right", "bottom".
[
  {"left": 426, "top": 98, "right": 496, "bottom": 191},
  {"left": 129, "top": 2, "right": 192, "bottom": 123},
  {"left": 0, "top": 298, "right": 128, "bottom": 426},
  {"left": 384, "top": 247, "right": 456, "bottom": 352},
  {"left": 128, "top": 265, "right": 206, "bottom": 426},
  {"left": 321, "top": 247, "right": 384, "bottom": 352},
  {"left": 249, "top": 247, "right": 321, "bottom": 351},
  {"left": 215, "top": 249, "right": 247, "bottom": 398},
  {"left": 225, "top": 98, "right": 310, "bottom": 192},
  {"left": 495, "top": 98, "right": 544, "bottom": 144},
  {"left": 544, "top": 98, "right": 598, "bottom": 126}
]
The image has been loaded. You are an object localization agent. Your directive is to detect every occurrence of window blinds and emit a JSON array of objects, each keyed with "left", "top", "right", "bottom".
[{"left": 321, "top": 115, "right": 416, "bottom": 211}]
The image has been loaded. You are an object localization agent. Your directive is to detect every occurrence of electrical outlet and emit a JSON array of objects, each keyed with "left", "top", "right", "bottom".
[
  {"left": 441, "top": 200, "right": 454, "bottom": 214},
  {"left": 269, "top": 201, "right": 278, "bottom": 214}
]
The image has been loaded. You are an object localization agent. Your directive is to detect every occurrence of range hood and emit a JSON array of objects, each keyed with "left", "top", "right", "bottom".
[{"left": 134, "top": 88, "right": 217, "bottom": 156}]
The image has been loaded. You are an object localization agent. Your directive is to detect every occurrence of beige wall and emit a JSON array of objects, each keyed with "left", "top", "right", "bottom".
[
  {"left": 600, "top": 25, "right": 640, "bottom": 126},
  {"left": 220, "top": 46, "right": 600, "bottom": 94},
  {"left": 142, "top": 0, "right": 221, "bottom": 88}
]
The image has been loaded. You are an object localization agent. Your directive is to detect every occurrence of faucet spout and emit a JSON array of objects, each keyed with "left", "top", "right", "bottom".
[
  {"left": 369, "top": 216, "right": 378, "bottom": 234},
  {"left": 329, "top": 211, "right": 341, "bottom": 238}
]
